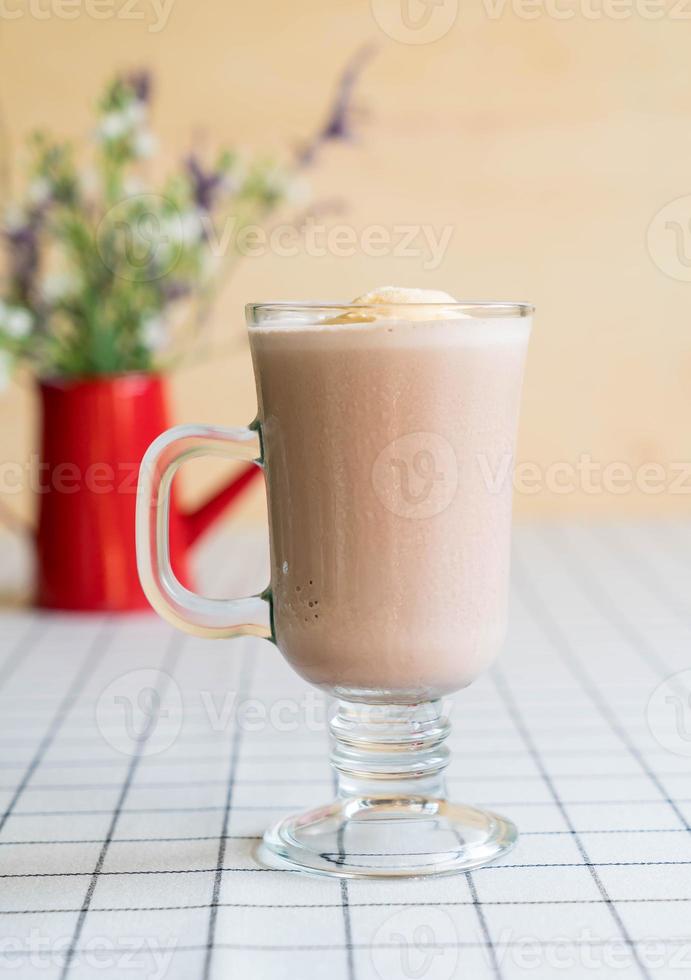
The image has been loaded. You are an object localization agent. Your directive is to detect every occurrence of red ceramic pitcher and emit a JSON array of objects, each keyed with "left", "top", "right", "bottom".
[{"left": 31, "top": 373, "right": 260, "bottom": 611}]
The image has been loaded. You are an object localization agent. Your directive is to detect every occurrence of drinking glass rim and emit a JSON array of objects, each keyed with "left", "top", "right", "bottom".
[{"left": 247, "top": 300, "right": 534, "bottom": 321}]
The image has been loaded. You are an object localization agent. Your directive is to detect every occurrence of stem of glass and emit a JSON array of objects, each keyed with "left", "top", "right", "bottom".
[{"left": 330, "top": 699, "right": 451, "bottom": 801}]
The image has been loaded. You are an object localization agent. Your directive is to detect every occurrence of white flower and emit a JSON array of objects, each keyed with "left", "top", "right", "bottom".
[
  {"left": 27, "top": 177, "right": 52, "bottom": 206},
  {"left": 266, "top": 165, "right": 292, "bottom": 193},
  {"left": 97, "top": 101, "right": 151, "bottom": 146},
  {"left": 0, "top": 350, "right": 12, "bottom": 392},
  {"left": 165, "top": 210, "right": 203, "bottom": 247},
  {"left": 97, "top": 111, "right": 131, "bottom": 142},
  {"left": 81, "top": 169, "right": 99, "bottom": 195},
  {"left": 123, "top": 100, "right": 147, "bottom": 127},
  {"left": 141, "top": 315, "right": 167, "bottom": 352},
  {"left": 123, "top": 176, "right": 145, "bottom": 197},
  {"left": 41, "top": 273, "right": 78, "bottom": 304},
  {"left": 2, "top": 204, "right": 26, "bottom": 232},
  {"left": 284, "top": 174, "right": 311, "bottom": 207},
  {"left": 132, "top": 130, "right": 157, "bottom": 160},
  {"left": 181, "top": 209, "right": 204, "bottom": 245},
  {"left": 3, "top": 306, "right": 33, "bottom": 339},
  {"left": 230, "top": 149, "right": 249, "bottom": 185},
  {"left": 221, "top": 154, "right": 247, "bottom": 193},
  {"left": 201, "top": 251, "right": 221, "bottom": 279}
]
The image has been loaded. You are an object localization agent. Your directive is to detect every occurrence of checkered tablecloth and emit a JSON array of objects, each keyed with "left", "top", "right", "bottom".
[{"left": 1, "top": 524, "right": 690, "bottom": 980}]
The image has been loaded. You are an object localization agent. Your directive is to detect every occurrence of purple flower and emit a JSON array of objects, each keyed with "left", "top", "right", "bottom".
[
  {"left": 161, "top": 279, "right": 190, "bottom": 303},
  {"left": 185, "top": 155, "right": 225, "bottom": 212},
  {"left": 125, "top": 70, "right": 152, "bottom": 104},
  {"left": 4, "top": 210, "right": 43, "bottom": 304},
  {"left": 297, "top": 45, "right": 376, "bottom": 166}
]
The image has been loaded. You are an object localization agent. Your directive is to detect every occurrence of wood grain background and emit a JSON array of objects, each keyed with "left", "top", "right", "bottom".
[{"left": 1, "top": 0, "right": 690, "bottom": 524}]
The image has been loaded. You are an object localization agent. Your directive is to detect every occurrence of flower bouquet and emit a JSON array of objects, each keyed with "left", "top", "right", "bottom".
[{"left": 0, "top": 54, "right": 372, "bottom": 609}]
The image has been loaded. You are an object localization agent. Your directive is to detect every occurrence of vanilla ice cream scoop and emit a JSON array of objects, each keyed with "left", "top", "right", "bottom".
[
  {"left": 329, "top": 286, "right": 462, "bottom": 324},
  {"left": 352, "top": 286, "right": 458, "bottom": 306}
]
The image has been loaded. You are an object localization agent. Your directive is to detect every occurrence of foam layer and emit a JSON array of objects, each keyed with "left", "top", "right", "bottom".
[{"left": 249, "top": 315, "right": 529, "bottom": 350}]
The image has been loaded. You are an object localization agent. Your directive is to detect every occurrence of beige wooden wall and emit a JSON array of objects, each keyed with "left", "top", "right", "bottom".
[{"left": 1, "top": 0, "right": 690, "bottom": 525}]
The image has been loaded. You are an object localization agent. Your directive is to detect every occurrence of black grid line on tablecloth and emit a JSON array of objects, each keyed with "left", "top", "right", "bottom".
[
  {"left": 593, "top": 525, "right": 691, "bottom": 626},
  {"left": 5, "top": 857, "right": 691, "bottom": 880},
  {"left": 0, "top": 527, "right": 690, "bottom": 980},
  {"left": 0, "top": 618, "right": 44, "bottom": 690},
  {"left": 330, "top": 740, "right": 357, "bottom": 980},
  {"left": 513, "top": 554, "right": 688, "bottom": 824},
  {"left": 528, "top": 528, "right": 691, "bottom": 833},
  {"left": 58, "top": 633, "right": 185, "bottom": 979},
  {"left": 465, "top": 869, "right": 502, "bottom": 978},
  {"left": 4, "top": 826, "right": 691, "bottom": 848},
  {"left": 0, "top": 619, "right": 113, "bottom": 836},
  {"left": 201, "top": 647, "right": 254, "bottom": 980},
  {"left": 7, "top": 894, "right": 691, "bottom": 917},
  {"left": 2, "top": 768, "right": 690, "bottom": 791},
  {"left": 492, "top": 668, "right": 651, "bottom": 980},
  {"left": 8, "top": 797, "right": 691, "bottom": 817},
  {"left": 4, "top": 937, "right": 691, "bottom": 956}
]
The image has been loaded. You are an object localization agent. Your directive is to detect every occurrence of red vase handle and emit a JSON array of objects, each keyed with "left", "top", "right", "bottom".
[
  {"left": 183, "top": 461, "right": 261, "bottom": 546},
  {"left": 136, "top": 423, "right": 272, "bottom": 639}
]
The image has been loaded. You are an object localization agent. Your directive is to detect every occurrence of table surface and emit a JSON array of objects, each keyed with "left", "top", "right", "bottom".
[{"left": 0, "top": 524, "right": 690, "bottom": 980}]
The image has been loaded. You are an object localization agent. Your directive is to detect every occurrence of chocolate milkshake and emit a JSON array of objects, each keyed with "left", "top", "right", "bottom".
[
  {"left": 249, "top": 290, "right": 532, "bottom": 700},
  {"left": 137, "top": 287, "right": 534, "bottom": 877}
]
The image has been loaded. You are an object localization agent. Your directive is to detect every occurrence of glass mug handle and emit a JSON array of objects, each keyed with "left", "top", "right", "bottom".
[{"left": 136, "top": 423, "right": 272, "bottom": 639}]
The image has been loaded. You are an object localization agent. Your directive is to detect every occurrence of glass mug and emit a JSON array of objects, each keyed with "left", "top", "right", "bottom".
[{"left": 136, "top": 300, "right": 533, "bottom": 877}]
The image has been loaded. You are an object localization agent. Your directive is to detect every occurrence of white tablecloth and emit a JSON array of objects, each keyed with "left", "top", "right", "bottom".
[{"left": 0, "top": 524, "right": 690, "bottom": 980}]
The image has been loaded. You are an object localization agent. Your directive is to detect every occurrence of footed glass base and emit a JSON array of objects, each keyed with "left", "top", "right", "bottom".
[
  {"left": 258, "top": 796, "right": 517, "bottom": 878},
  {"left": 256, "top": 698, "right": 518, "bottom": 878}
]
